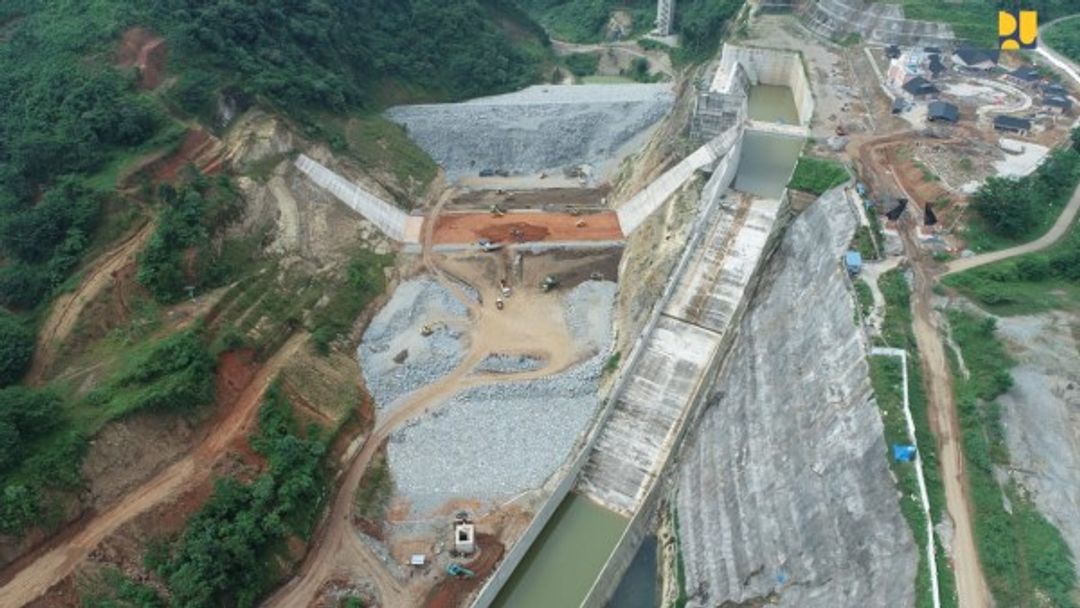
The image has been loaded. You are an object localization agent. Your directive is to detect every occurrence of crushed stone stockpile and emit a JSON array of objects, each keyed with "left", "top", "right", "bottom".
[
  {"left": 388, "top": 281, "right": 617, "bottom": 515},
  {"left": 385, "top": 84, "right": 674, "bottom": 180},
  {"left": 358, "top": 278, "right": 469, "bottom": 411},
  {"left": 995, "top": 312, "right": 1080, "bottom": 572},
  {"left": 675, "top": 196, "right": 918, "bottom": 607}
]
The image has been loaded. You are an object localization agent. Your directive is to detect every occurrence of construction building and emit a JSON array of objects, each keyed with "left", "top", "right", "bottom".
[
  {"left": 927, "top": 101, "right": 959, "bottom": 123},
  {"left": 994, "top": 115, "right": 1032, "bottom": 135}
]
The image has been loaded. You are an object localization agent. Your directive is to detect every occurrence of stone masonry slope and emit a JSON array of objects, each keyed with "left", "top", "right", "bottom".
[{"left": 675, "top": 192, "right": 918, "bottom": 607}]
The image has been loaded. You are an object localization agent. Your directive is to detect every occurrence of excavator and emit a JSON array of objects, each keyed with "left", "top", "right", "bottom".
[{"left": 447, "top": 563, "right": 476, "bottom": 578}]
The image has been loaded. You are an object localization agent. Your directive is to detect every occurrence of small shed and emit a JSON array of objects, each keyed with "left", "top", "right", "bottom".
[
  {"left": 845, "top": 251, "right": 863, "bottom": 275},
  {"left": 927, "top": 101, "right": 959, "bottom": 123},
  {"left": 928, "top": 55, "right": 946, "bottom": 77},
  {"left": 993, "top": 115, "right": 1032, "bottom": 134},
  {"left": 1044, "top": 83, "right": 1068, "bottom": 97},
  {"left": 410, "top": 554, "right": 426, "bottom": 566},
  {"left": 892, "top": 444, "right": 917, "bottom": 463},
  {"left": 885, "top": 44, "right": 902, "bottom": 59},
  {"left": 891, "top": 97, "right": 909, "bottom": 114}
]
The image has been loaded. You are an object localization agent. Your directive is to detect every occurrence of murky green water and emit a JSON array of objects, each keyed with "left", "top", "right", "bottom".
[
  {"left": 608, "top": 535, "right": 659, "bottom": 608},
  {"left": 492, "top": 494, "right": 628, "bottom": 608},
  {"left": 747, "top": 84, "right": 800, "bottom": 125},
  {"left": 734, "top": 131, "right": 804, "bottom": 198}
]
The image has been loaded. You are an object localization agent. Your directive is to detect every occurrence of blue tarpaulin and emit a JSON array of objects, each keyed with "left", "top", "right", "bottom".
[{"left": 892, "top": 444, "right": 917, "bottom": 462}]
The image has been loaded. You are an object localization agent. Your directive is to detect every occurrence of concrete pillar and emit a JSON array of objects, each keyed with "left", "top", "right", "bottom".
[{"left": 656, "top": 0, "right": 675, "bottom": 36}]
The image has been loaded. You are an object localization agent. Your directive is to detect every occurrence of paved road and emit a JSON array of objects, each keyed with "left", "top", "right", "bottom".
[{"left": 943, "top": 181, "right": 1080, "bottom": 275}]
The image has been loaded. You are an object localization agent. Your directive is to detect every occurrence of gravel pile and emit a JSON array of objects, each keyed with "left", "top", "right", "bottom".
[
  {"left": 385, "top": 84, "right": 674, "bottom": 180},
  {"left": 388, "top": 282, "right": 618, "bottom": 515},
  {"left": 562, "top": 280, "right": 617, "bottom": 353},
  {"left": 474, "top": 353, "right": 544, "bottom": 374},
  {"left": 359, "top": 278, "right": 469, "bottom": 411}
]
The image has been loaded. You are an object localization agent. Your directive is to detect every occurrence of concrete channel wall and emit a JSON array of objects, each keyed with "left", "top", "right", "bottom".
[
  {"left": 712, "top": 44, "right": 815, "bottom": 126},
  {"left": 294, "top": 154, "right": 412, "bottom": 242},
  {"left": 471, "top": 142, "right": 743, "bottom": 608}
]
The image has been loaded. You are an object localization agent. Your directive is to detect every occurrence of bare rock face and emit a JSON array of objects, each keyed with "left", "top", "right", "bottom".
[{"left": 675, "top": 193, "right": 917, "bottom": 607}]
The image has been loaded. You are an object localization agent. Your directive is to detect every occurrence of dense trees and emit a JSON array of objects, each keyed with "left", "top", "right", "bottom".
[
  {"left": 972, "top": 147, "right": 1080, "bottom": 238},
  {"left": 0, "top": 314, "right": 34, "bottom": 387},
  {"left": 151, "top": 386, "right": 326, "bottom": 607},
  {"left": 0, "top": 388, "right": 63, "bottom": 472}
]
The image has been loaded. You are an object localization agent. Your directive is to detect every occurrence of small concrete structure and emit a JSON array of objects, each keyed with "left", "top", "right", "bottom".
[
  {"left": 845, "top": 250, "right": 863, "bottom": 275},
  {"left": 410, "top": 554, "right": 426, "bottom": 566},
  {"left": 455, "top": 523, "right": 476, "bottom": 555}
]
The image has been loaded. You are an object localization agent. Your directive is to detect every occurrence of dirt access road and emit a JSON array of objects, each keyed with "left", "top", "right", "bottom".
[
  {"left": 25, "top": 220, "right": 156, "bottom": 385},
  {"left": 904, "top": 225, "right": 994, "bottom": 608},
  {"left": 944, "top": 180, "right": 1080, "bottom": 276},
  {"left": 0, "top": 334, "right": 306, "bottom": 607},
  {"left": 267, "top": 197, "right": 589, "bottom": 607}
]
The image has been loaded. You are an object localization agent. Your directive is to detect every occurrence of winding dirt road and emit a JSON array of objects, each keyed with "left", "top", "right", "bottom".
[
  {"left": 0, "top": 334, "right": 306, "bottom": 607},
  {"left": 26, "top": 220, "right": 156, "bottom": 385},
  {"left": 944, "top": 179, "right": 1080, "bottom": 276}
]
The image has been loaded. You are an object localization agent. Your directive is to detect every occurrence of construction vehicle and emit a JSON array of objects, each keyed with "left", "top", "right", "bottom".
[
  {"left": 541, "top": 275, "right": 559, "bottom": 292},
  {"left": 420, "top": 325, "right": 434, "bottom": 337},
  {"left": 576, "top": 220, "right": 586, "bottom": 228},
  {"left": 490, "top": 204, "right": 506, "bottom": 217},
  {"left": 495, "top": 297, "right": 504, "bottom": 310},
  {"left": 499, "top": 279, "right": 512, "bottom": 298},
  {"left": 478, "top": 239, "right": 503, "bottom": 252},
  {"left": 568, "top": 206, "right": 582, "bottom": 216},
  {"left": 447, "top": 563, "right": 475, "bottom": 578}
]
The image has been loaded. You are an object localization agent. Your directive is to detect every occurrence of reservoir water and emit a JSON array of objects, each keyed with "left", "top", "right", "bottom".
[
  {"left": 747, "top": 84, "right": 801, "bottom": 125},
  {"left": 491, "top": 494, "right": 628, "bottom": 608},
  {"left": 609, "top": 535, "right": 660, "bottom": 607}
]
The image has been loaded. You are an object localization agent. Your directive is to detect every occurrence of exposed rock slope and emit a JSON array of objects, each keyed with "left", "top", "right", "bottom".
[{"left": 675, "top": 193, "right": 917, "bottom": 607}]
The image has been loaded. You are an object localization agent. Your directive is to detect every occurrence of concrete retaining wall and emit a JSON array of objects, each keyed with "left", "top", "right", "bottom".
[
  {"left": 294, "top": 154, "right": 412, "bottom": 242},
  {"left": 801, "top": 0, "right": 957, "bottom": 47}
]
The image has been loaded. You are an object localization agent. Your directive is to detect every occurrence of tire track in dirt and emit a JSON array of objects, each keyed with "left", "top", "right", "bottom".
[
  {"left": 26, "top": 220, "right": 156, "bottom": 385},
  {"left": 0, "top": 334, "right": 306, "bottom": 607}
]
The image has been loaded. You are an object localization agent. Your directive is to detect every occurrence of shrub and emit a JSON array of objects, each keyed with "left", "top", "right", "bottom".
[{"left": 0, "top": 314, "right": 33, "bottom": 387}]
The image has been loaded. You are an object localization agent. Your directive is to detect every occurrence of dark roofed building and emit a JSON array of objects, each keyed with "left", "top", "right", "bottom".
[
  {"left": 993, "top": 115, "right": 1032, "bottom": 134},
  {"left": 953, "top": 47, "right": 998, "bottom": 70},
  {"left": 886, "top": 44, "right": 901, "bottom": 59},
  {"left": 902, "top": 76, "right": 937, "bottom": 96},
  {"left": 928, "top": 101, "right": 959, "bottom": 123},
  {"left": 1009, "top": 66, "right": 1041, "bottom": 82},
  {"left": 891, "top": 97, "right": 908, "bottom": 114},
  {"left": 1044, "top": 95, "right": 1073, "bottom": 112},
  {"left": 924, "top": 46, "right": 942, "bottom": 54},
  {"left": 1044, "top": 84, "right": 1069, "bottom": 97}
]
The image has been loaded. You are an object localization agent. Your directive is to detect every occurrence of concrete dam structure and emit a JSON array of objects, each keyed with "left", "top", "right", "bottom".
[
  {"left": 674, "top": 192, "right": 919, "bottom": 607},
  {"left": 801, "top": 0, "right": 957, "bottom": 47}
]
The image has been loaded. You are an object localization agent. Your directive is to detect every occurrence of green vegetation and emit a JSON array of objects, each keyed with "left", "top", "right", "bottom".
[
  {"left": 852, "top": 225, "right": 879, "bottom": 261},
  {"left": 517, "top": 0, "right": 655, "bottom": 43},
  {"left": 565, "top": 52, "right": 601, "bottom": 77},
  {"left": 354, "top": 453, "right": 393, "bottom": 521},
  {"left": 0, "top": 313, "right": 34, "bottom": 387},
  {"left": 945, "top": 222, "right": 1080, "bottom": 314},
  {"left": 854, "top": 279, "right": 874, "bottom": 319},
  {"left": 148, "top": 385, "right": 327, "bottom": 608},
  {"left": 967, "top": 146, "right": 1080, "bottom": 252},
  {"left": 138, "top": 174, "right": 243, "bottom": 303},
  {"left": 0, "top": 328, "right": 215, "bottom": 537},
  {"left": 946, "top": 310, "right": 1076, "bottom": 607},
  {"left": 80, "top": 568, "right": 167, "bottom": 608},
  {"left": 875, "top": 270, "right": 958, "bottom": 607},
  {"left": 897, "top": 0, "right": 1079, "bottom": 47},
  {"left": 868, "top": 357, "right": 951, "bottom": 608},
  {"left": 788, "top": 156, "right": 850, "bottom": 195},
  {"left": 602, "top": 351, "right": 622, "bottom": 374},
  {"left": 342, "top": 116, "right": 439, "bottom": 202},
  {"left": 311, "top": 250, "right": 393, "bottom": 355},
  {"left": 624, "top": 56, "right": 662, "bottom": 82},
  {"left": 1044, "top": 14, "right": 1080, "bottom": 64}
]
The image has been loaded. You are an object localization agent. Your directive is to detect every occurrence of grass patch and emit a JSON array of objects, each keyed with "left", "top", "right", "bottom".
[
  {"left": 564, "top": 51, "right": 600, "bottom": 77},
  {"left": 853, "top": 225, "right": 879, "bottom": 261},
  {"left": 875, "top": 269, "right": 959, "bottom": 607},
  {"left": 354, "top": 450, "right": 393, "bottom": 521},
  {"left": 311, "top": 250, "right": 394, "bottom": 355},
  {"left": 342, "top": 115, "right": 439, "bottom": 204},
  {"left": 788, "top": 156, "right": 850, "bottom": 195},
  {"left": 1044, "top": 15, "right": 1080, "bottom": 65},
  {"left": 944, "top": 222, "right": 1080, "bottom": 315},
  {"left": 894, "top": 0, "right": 996, "bottom": 46},
  {"left": 854, "top": 279, "right": 874, "bottom": 319},
  {"left": 946, "top": 309, "right": 1077, "bottom": 607},
  {"left": 602, "top": 351, "right": 622, "bottom": 374}
]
